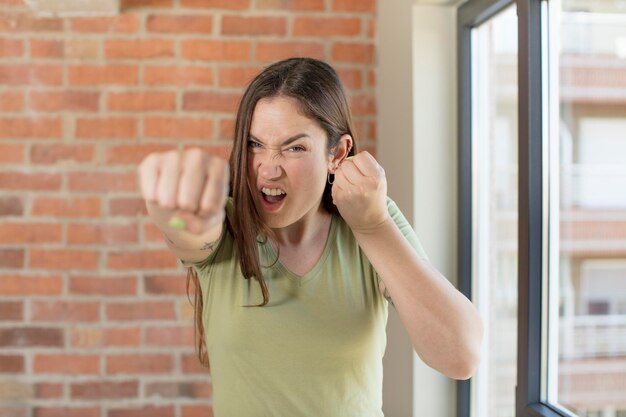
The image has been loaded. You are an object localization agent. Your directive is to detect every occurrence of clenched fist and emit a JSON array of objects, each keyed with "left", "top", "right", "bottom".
[
  {"left": 137, "top": 148, "right": 229, "bottom": 239},
  {"left": 331, "top": 151, "right": 389, "bottom": 234}
]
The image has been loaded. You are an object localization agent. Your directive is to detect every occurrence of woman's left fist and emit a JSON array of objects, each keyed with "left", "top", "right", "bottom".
[{"left": 331, "top": 151, "right": 389, "bottom": 234}]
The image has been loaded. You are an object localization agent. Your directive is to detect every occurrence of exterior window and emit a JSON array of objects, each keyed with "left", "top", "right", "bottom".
[
  {"left": 458, "top": 0, "right": 626, "bottom": 416},
  {"left": 549, "top": 2, "right": 626, "bottom": 414},
  {"left": 468, "top": 5, "right": 519, "bottom": 417}
]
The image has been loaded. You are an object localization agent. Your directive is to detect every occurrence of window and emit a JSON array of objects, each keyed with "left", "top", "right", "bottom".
[
  {"left": 460, "top": 4, "right": 519, "bottom": 417},
  {"left": 458, "top": 0, "right": 626, "bottom": 416}
]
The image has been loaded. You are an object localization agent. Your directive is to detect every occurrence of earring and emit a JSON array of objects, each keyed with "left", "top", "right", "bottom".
[{"left": 327, "top": 171, "right": 334, "bottom": 185}]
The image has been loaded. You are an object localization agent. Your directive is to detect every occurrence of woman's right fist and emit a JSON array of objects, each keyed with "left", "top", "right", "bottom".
[{"left": 137, "top": 148, "right": 230, "bottom": 236}]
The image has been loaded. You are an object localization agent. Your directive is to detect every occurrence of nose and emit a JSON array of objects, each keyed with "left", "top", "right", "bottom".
[{"left": 256, "top": 150, "right": 283, "bottom": 180}]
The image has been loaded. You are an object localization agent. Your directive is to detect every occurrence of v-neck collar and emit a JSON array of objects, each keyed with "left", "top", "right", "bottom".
[{"left": 260, "top": 214, "right": 338, "bottom": 285}]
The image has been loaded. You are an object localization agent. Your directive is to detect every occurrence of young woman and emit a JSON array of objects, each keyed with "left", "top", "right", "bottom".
[{"left": 138, "top": 57, "right": 483, "bottom": 416}]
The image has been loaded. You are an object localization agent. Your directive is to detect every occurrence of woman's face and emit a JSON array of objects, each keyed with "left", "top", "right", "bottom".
[{"left": 248, "top": 96, "right": 333, "bottom": 229}]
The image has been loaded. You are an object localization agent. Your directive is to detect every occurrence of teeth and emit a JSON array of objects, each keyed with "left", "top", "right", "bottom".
[{"left": 262, "top": 187, "right": 286, "bottom": 196}]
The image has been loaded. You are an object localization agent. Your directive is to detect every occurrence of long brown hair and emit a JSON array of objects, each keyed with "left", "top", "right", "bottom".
[{"left": 188, "top": 57, "right": 358, "bottom": 367}]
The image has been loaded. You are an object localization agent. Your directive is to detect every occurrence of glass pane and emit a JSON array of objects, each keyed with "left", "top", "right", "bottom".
[
  {"left": 547, "top": 1, "right": 626, "bottom": 415},
  {"left": 470, "top": 6, "right": 518, "bottom": 417}
]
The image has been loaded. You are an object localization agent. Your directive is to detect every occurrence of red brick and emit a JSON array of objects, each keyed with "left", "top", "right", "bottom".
[
  {"left": 0, "top": 65, "right": 63, "bottom": 85},
  {"left": 35, "top": 383, "right": 64, "bottom": 399},
  {"left": 67, "top": 328, "right": 99, "bottom": 348},
  {"left": 0, "top": 172, "right": 61, "bottom": 190},
  {"left": 33, "top": 407, "right": 99, "bottom": 417},
  {"left": 0, "top": 91, "right": 24, "bottom": 111},
  {"left": 32, "top": 196, "right": 100, "bottom": 217},
  {"left": 69, "top": 65, "right": 138, "bottom": 86},
  {"left": 0, "top": 302, "right": 22, "bottom": 321},
  {"left": 34, "top": 354, "right": 100, "bottom": 374},
  {"left": 221, "top": 15, "right": 286, "bottom": 36},
  {"left": 143, "top": 222, "right": 165, "bottom": 242},
  {"left": 30, "top": 249, "right": 99, "bottom": 270},
  {"left": 69, "top": 275, "right": 137, "bottom": 296},
  {"left": 0, "top": 144, "right": 25, "bottom": 164},
  {"left": 0, "top": 355, "right": 24, "bottom": 373},
  {"left": 30, "top": 91, "right": 99, "bottom": 112},
  {"left": 218, "top": 118, "right": 235, "bottom": 141},
  {"left": 146, "top": 381, "right": 211, "bottom": 398},
  {"left": 182, "top": 144, "right": 232, "bottom": 160},
  {"left": 121, "top": 0, "right": 173, "bottom": 9},
  {"left": 181, "top": 405, "right": 214, "bottom": 417},
  {"left": 144, "top": 274, "right": 187, "bottom": 295},
  {"left": 367, "top": 17, "right": 376, "bottom": 38},
  {"left": 0, "top": 407, "right": 28, "bottom": 417},
  {"left": 75, "top": 117, "right": 137, "bottom": 139},
  {"left": 108, "top": 406, "right": 175, "bottom": 417},
  {"left": 64, "top": 39, "right": 100, "bottom": 59},
  {"left": 32, "top": 301, "right": 100, "bottom": 322},
  {"left": 0, "top": 196, "right": 23, "bottom": 216},
  {"left": 332, "top": 42, "right": 375, "bottom": 63},
  {"left": 293, "top": 17, "right": 361, "bottom": 37},
  {"left": 0, "top": 39, "right": 23, "bottom": 57},
  {"left": 106, "top": 301, "right": 176, "bottom": 320},
  {"left": 0, "top": 224, "right": 62, "bottom": 243},
  {"left": 109, "top": 198, "right": 147, "bottom": 216},
  {"left": 147, "top": 15, "right": 213, "bottom": 33},
  {"left": 105, "top": 328, "right": 141, "bottom": 346},
  {"left": 0, "top": 117, "right": 62, "bottom": 138},
  {"left": 106, "top": 354, "right": 173, "bottom": 374},
  {"left": 144, "top": 65, "right": 213, "bottom": 86},
  {"left": 181, "top": 0, "right": 249, "bottom": 8},
  {"left": 29, "top": 39, "right": 63, "bottom": 58},
  {"left": 256, "top": 0, "right": 324, "bottom": 10},
  {"left": 107, "top": 91, "right": 176, "bottom": 112},
  {"left": 218, "top": 66, "right": 261, "bottom": 87},
  {"left": 368, "top": 69, "right": 376, "bottom": 87},
  {"left": 336, "top": 68, "right": 362, "bottom": 89},
  {"left": 183, "top": 91, "right": 240, "bottom": 113},
  {"left": 107, "top": 250, "right": 178, "bottom": 269},
  {"left": 105, "top": 39, "right": 174, "bottom": 60},
  {"left": 70, "top": 380, "right": 138, "bottom": 400},
  {"left": 30, "top": 144, "right": 95, "bottom": 164},
  {"left": 0, "top": 274, "right": 63, "bottom": 294},
  {"left": 145, "top": 326, "right": 194, "bottom": 346},
  {"left": 70, "top": 15, "right": 140, "bottom": 33},
  {"left": 106, "top": 143, "right": 173, "bottom": 164},
  {"left": 144, "top": 116, "right": 213, "bottom": 140},
  {"left": 0, "top": 250, "right": 24, "bottom": 268},
  {"left": 181, "top": 353, "right": 209, "bottom": 374},
  {"left": 0, "top": 14, "right": 63, "bottom": 32},
  {"left": 181, "top": 40, "right": 251, "bottom": 61},
  {"left": 255, "top": 41, "right": 325, "bottom": 62},
  {"left": 70, "top": 327, "right": 141, "bottom": 347},
  {"left": 68, "top": 171, "right": 137, "bottom": 192},
  {"left": 0, "top": 327, "right": 64, "bottom": 347},
  {"left": 349, "top": 94, "right": 376, "bottom": 115},
  {"left": 332, "top": 0, "right": 375, "bottom": 12},
  {"left": 68, "top": 223, "right": 138, "bottom": 245}
]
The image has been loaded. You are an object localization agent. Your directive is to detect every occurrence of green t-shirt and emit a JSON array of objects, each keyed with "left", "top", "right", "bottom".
[{"left": 184, "top": 197, "right": 427, "bottom": 417}]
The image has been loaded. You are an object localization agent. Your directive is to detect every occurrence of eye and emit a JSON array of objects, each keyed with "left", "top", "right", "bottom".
[
  {"left": 247, "top": 140, "right": 262, "bottom": 149},
  {"left": 287, "top": 145, "right": 306, "bottom": 152}
]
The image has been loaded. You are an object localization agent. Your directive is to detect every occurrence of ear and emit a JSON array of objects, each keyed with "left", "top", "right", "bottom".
[{"left": 328, "top": 134, "right": 353, "bottom": 173}]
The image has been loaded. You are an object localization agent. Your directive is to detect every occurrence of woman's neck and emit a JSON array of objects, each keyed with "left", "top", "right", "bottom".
[{"left": 271, "top": 206, "right": 332, "bottom": 249}]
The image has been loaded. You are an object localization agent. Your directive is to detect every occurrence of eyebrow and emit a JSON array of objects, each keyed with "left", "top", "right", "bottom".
[{"left": 249, "top": 133, "right": 310, "bottom": 146}]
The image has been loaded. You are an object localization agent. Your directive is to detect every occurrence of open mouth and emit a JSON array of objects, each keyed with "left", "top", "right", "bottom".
[{"left": 260, "top": 187, "right": 286, "bottom": 210}]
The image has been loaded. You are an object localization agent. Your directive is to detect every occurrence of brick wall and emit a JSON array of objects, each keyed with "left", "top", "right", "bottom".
[{"left": 0, "top": 0, "right": 377, "bottom": 416}]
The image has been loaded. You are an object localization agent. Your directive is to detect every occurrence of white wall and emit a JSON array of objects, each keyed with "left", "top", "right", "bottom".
[{"left": 379, "top": 1, "right": 458, "bottom": 416}]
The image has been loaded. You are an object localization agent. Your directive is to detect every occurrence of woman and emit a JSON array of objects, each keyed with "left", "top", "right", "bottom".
[{"left": 138, "top": 57, "right": 483, "bottom": 416}]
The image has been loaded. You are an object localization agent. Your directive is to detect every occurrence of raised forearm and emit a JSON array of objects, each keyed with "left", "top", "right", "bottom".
[{"left": 353, "top": 219, "right": 483, "bottom": 380}]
